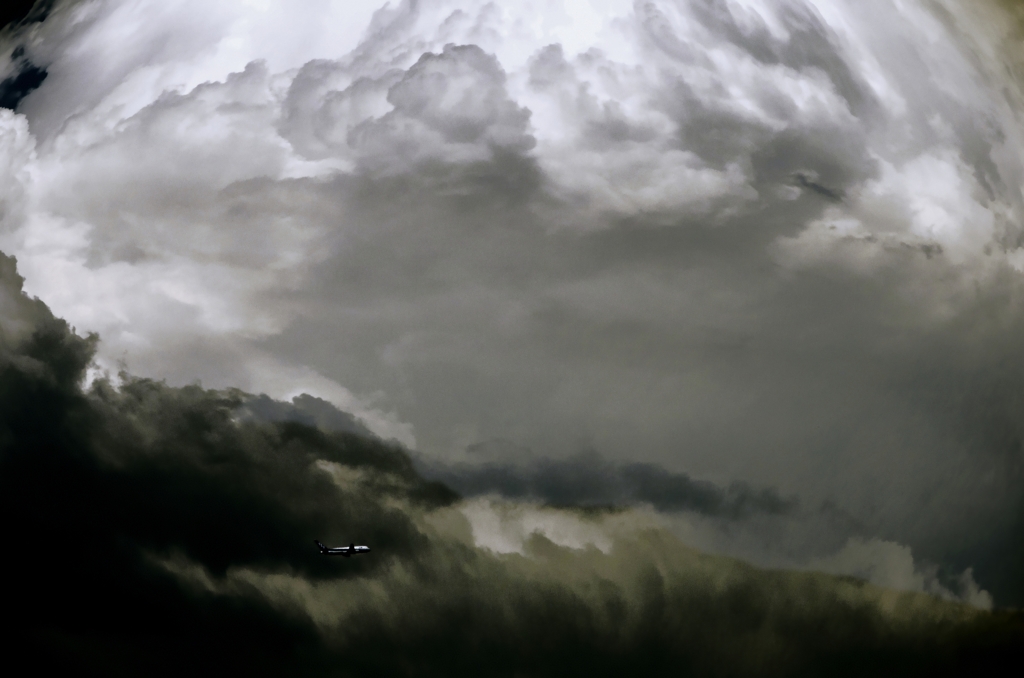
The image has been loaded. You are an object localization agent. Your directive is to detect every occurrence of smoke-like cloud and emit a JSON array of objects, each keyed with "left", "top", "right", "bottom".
[{"left": 0, "top": 250, "right": 1020, "bottom": 674}]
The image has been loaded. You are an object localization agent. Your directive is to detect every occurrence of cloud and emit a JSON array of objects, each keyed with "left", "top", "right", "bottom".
[
  {"left": 0, "top": 0, "right": 1023, "bottom": 618},
  {"left": 282, "top": 43, "right": 535, "bottom": 171},
  {"left": 0, "top": 250, "right": 1021, "bottom": 673},
  {"left": 417, "top": 446, "right": 798, "bottom": 518},
  {"left": 809, "top": 537, "right": 994, "bottom": 609},
  {"left": 236, "top": 391, "right": 372, "bottom": 437},
  {"left": 419, "top": 445, "right": 998, "bottom": 608}
]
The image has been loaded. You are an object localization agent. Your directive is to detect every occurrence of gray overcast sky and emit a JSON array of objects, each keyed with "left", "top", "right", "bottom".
[{"left": 2, "top": 0, "right": 1024, "bottom": 604}]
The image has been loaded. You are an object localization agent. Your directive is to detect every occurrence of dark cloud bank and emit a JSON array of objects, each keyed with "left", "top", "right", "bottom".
[
  {"left": 416, "top": 444, "right": 798, "bottom": 518},
  {"left": 0, "top": 250, "right": 1021, "bottom": 676}
]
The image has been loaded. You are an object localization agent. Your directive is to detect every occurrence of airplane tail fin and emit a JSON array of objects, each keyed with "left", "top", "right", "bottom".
[{"left": 314, "top": 540, "right": 328, "bottom": 554}]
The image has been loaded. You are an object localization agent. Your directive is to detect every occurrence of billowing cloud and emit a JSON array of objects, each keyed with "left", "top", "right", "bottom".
[{"left": 1, "top": 0, "right": 1023, "bottom": 634}]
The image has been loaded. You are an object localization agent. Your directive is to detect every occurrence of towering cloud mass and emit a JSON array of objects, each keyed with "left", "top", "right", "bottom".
[{"left": 2, "top": 0, "right": 1024, "bottom": 667}]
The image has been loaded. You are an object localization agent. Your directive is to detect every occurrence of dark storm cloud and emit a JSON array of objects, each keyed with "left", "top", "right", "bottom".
[
  {"left": 0, "top": 249, "right": 453, "bottom": 672},
  {"left": 1, "top": 249, "right": 1022, "bottom": 674},
  {"left": 417, "top": 447, "right": 798, "bottom": 518}
]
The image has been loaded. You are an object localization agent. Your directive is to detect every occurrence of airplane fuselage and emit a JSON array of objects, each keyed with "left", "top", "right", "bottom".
[{"left": 314, "top": 540, "right": 370, "bottom": 557}]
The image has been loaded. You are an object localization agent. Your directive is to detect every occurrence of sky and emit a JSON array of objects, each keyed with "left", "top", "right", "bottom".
[{"left": 1, "top": 0, "right": 1024, "bottom": 671}]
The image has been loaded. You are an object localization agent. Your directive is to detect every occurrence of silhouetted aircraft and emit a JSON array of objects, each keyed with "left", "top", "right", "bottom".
[{"left": 314, "top": 540, "right": 370, "bottom": 557}]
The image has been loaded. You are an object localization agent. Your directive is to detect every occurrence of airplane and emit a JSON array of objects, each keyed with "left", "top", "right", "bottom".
[{"left": 314, "top": 540, "right": 371, "bottom": 557}]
